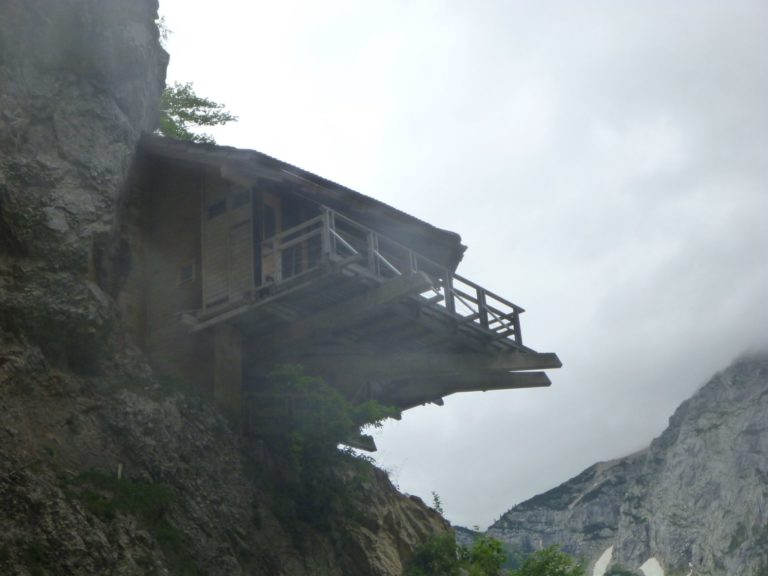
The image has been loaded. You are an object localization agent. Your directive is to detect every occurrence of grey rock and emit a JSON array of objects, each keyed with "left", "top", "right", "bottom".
[
  {"left": 1, "top": 0, "right": 167, "bottom": 373},
  {"left": 488, "top": 353, "right": 768, "bottom": 576},
  {"left": 488, "top": 450, "right": 647, "bottom": 563},
  {"left": 0, "top": 3, "right": 451, "bottom": 574},
  {"left": 0, "top": 0, "right": 167, "bottom": 269}
]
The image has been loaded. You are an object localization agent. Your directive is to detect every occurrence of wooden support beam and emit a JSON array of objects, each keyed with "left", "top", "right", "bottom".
[
  {"left": 304, "top": 350, "right": 561, "bottom": 381},
  {"left": 381, "top": 371, "right": 551, "bottom": 410},
  {"left": 266, "top": 271, "right": 434, "bottom": 347},
  {"left": 437, "top": 370, "right": 551, "bottom": 394}
]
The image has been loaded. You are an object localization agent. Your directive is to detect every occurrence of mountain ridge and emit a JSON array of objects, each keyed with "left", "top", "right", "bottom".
[{"left": 487, "top": 352, "right": 768, "bottom": 576}]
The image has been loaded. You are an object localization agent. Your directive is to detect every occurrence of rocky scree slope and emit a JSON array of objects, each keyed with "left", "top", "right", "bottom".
[
  {"left": 0, "top": 1, "right": 448, "bottom": 574},
  {"left": 487, "top": 354, "right": 768, "bottom": 576}
]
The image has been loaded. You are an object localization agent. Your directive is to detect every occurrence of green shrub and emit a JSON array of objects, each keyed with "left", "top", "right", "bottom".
[
  {"left": 253, "top": 365, "right": 398, "bottom": 456},
  {"left": 251, "top": 366, "right": 400, "bottom": 528},
  {"left": 406, "top": 533, "right": 506, "bottom": 576},
  {"left": 407, "top": 533, "right": 464, "bottom": 576},
  {"left": 510, "top": 546, "right": 585, "bottom": 576},
  {"left": 468, "top": 536, "right": 506, "bottom": 575}
]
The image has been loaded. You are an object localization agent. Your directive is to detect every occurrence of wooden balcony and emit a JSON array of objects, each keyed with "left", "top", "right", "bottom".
[
  {"left": 192, "top": 207, "right": 530, "bottom": 355},
  {"left": 137, "top": 135, "right": 559, "bottom": 420}
]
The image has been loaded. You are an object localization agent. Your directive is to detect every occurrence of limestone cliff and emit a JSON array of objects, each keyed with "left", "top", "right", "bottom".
[
  {"left": 0, "top": 0, "right": 167, "bottom": 374},
  {"left": 0, "top": 1, "right": 448, "bottom": 574},
  {"left": 488, "top": 450, "right": 647, "bottom": 564},
  {"left": 0, "top": 352, "right": 446, "bottom": 575},
  {"left": 488, "top": 354, "right": 768, "bottom": 576}
]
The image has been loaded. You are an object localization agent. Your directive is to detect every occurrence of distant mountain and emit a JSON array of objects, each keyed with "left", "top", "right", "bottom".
[{"left": 487, "top": 353, "right": 768, "bottom": 576}]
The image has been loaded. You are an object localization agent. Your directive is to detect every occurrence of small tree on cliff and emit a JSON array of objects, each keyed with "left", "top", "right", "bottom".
[{"left": 158, "top": 81, "right": 237, "bottom": 144}]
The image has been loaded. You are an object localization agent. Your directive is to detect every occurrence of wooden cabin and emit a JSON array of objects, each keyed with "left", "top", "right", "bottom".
[{"left": 121, "top": 135, "right": 561, "bottom": 440}]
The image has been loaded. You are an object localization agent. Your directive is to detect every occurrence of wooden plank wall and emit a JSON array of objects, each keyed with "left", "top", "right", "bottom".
[
  {"left": 140, "top": 162, "right": 213, "bottom": 394},
  {"left": 227, "top": 195, "right": 254, "bottom": 302},
  {"left": 201, "top": 182, "right": 229, "bottom": 307}
]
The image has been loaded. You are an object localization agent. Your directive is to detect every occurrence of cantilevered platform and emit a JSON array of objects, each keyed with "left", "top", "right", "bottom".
[
  {"left": 127, "top": 136, "right": 560, "bottom": 451},
  {"left": 185, "top": 207, "right": 560, "bottom": 409}
]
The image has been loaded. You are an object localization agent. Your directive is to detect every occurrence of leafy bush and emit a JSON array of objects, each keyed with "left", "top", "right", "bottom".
[
  {"left": 468, "top": 536, "right": 506, "bottom": 575},
  {"left": 407, "top": 538, "right": 587, "bottom": 576},
  {"left": 407, "top": 533, "right": 464, "bottom": 576},
  {"left": 509, "top": 546, "right": 585, "bottom": 576},
  {"left": 252, "top": 365, "right": 399, "bottom": 461},
  {"left": 406, "top": 533, "right": 505, "bottom": 576},
  {"left": 251, "top": 365, "right": 400, "bottom": 528}
]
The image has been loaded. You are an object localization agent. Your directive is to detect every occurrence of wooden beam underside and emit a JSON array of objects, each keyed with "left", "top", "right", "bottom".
[
  {"left": 302, "top": 350, "right": 562, "bottom": 381},
  {"left": 378, "top": 371, "right": 551, "bottom": 410},
  {"left": 265, "top": 271, "right": 434, "bottom": 348}
]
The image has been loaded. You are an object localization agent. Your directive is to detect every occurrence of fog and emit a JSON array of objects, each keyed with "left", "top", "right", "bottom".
[{"left": 159, "top": 0, "right": 768, "bottom": 527}]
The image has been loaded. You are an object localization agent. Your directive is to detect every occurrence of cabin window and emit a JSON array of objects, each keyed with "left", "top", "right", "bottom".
[
  {"left": 179, "top": 262, "right": 196, "bottom": 284},
  {"left": 207, "top": 200, "right": 226, "bottom": 219}
]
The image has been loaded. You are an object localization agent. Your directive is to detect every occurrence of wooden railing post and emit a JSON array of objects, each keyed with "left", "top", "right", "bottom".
[
  {"left": 444, "top": 271, "right": 456, "bottom": 314},
  {"left": 513, "top": 312, "right": 523, "bottom": 345},
  {"left": 274, "top": 236, "right": 283, "bottom": 283},
  {"left": 477, "top": 288, "right": 489, "bottom": 328},
  {"left": 320, "top": 209, "right": 331, "bottom": 261},
  {"left": 408, "top": 251, "right": 418, "bottom": 273},
  {"left": 367, "top": 230, "right": 377, "bottom": 275}
]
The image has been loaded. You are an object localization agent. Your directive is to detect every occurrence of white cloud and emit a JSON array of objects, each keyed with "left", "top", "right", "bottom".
[{"left": 159, "top": 0, "right": 768, "bottom": 528}]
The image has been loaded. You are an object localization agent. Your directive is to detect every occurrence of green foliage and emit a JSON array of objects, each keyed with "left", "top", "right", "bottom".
[
  {"left": 407, "top": 533, "right": 464, "bottom": 576},
  {"left": 256, "top": 365, "right": 399, "bottom": 459},
  {"left": 254, "top": 366, "right": 399, "bottom": 528},
  {"left": 0, "top": 540, "right": 53, "bottom": 576},
  {"left": 497, "top": 543, "right": 526, "bottom": 571},
  {"left": 20, "top": 541, "right": 50, "bottom": 576},
  {"left": 509, "top": 546, "right": 585, "bottom": 576},
  {"left": 406, "top": 533, "right": 506, "bottom": 576},
  {"left": 156, "top": 15, "right": 170, "bottom": 47},
  {"left": 69, "top": 470, "right": 198, "bottom": 574},
  {"left": 158, "top": 82, "right": 237, "bottom": 144},
  {"left": 72, "top": 470, "right": 173, "bottom": 524},
  {"left": 468, "top": 536, "right": 507, "bottom": 576},
  {"left": 431, "top": 491, "right": 445, "bottom": 515}
]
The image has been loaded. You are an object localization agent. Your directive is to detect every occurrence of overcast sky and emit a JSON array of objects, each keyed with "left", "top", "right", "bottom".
[{"left": 159, "top": 0, "right": 768, "bottom": 528}]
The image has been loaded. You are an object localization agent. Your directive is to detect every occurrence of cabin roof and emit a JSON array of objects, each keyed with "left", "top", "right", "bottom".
[{"left": 139, "top": 134, "right": 467, "bottom": 270}]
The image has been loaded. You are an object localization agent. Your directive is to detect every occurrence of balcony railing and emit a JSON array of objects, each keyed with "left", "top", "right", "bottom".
[{"left": 257, "top": 207, "right": 525, "bottom": 346}]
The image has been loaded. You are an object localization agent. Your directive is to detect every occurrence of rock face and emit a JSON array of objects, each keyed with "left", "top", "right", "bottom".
[
  {"left": 0, "top": 344, "right": 447, "bottom": 575},
  {"left": 0, "top": 0, "right": 167, "bottom": 267},
  {"left": 0, "top": 0, "right": 167, "bottom": 374},
  {"left": 488, "top": 353, "right": 768, "bottom": 576},
  {"left": 0, "top": 1, "right": 448, "bottom": 574},
  {"left": 488, "top": 451, "right": 647, "bottom": 564}
]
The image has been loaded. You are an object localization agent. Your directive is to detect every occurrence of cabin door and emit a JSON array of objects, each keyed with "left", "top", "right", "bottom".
[
  {"left": 260, "top": 191, "right": 282, "bottom": 285},
  {"left": 202, "top": 184, "right": 254, "bottom": 310}
]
